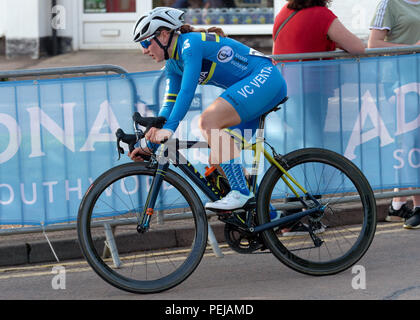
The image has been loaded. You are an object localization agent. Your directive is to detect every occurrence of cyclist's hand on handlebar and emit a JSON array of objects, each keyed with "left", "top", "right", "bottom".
[
  {"left": 145, "top": 127, "right": 172, "bottom": 144},
  {"left": 128, "top": 147, "right": 152, "bottom": 162}
]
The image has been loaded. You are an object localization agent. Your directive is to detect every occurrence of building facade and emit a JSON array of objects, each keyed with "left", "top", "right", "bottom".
[{"left": 0, "top": 0, "right": 380, "bottom": 59}]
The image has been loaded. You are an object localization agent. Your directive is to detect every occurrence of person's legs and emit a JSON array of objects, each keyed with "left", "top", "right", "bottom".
[
  {"left": 411, "top": 195, "right": 420, "bottom": 208},
  {"left": 200, "top": 61, "right": 287, "bottom": 210},
  {"left": 198, "top": 97, "right": 254, "bottom": 210},
  {"left": 404, "top": 193, "right": 420, "bottom": 229},
  {"left": 387, "top": 188, "right": 413, "bottom": 222},
  {"left": 199, "top": 97, "right": 242, "bottom": 165}
]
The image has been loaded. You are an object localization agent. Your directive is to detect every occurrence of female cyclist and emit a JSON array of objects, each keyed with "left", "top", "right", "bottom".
[{"left": 128, "top": 7, "right": 287, "bottom": 211}]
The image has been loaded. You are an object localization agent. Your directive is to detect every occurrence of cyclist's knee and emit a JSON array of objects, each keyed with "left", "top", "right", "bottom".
[{"left": 198, "top": 113, "right": 222, "bottom": 133}]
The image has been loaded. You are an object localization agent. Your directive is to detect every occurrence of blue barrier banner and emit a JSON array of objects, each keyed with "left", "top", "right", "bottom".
[{"left": 0, "top": 53, "right": 419, "bottom": 225}]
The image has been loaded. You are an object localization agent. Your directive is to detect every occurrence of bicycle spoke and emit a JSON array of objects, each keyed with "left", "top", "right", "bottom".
[
  {"left": 78, "top": 163, "right": 207, "bottom": 293},
  {"left": 258, "top": 148, "right": 376, "bottom": 275}
]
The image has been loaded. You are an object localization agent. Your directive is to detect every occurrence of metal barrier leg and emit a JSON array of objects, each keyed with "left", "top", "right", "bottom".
[
  {"left": 207, "top": 224, "right": 224, "bottom": 258},
  {"left": 103, "top": 223, "right": 122, "bottom": 268},
  {"left": 156, "top": 210, "right": 164, "bottom": 225}
]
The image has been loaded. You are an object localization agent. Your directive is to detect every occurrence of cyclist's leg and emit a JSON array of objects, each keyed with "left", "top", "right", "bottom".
[
  {"left": 200, "top": 62, "right": 287, "bottom": 210},
  {"left": 199, "top": 98, "right": 253, "bottom": 210},
  {"left": 199, "top": 97, "right": 242, "bottom": 164}
]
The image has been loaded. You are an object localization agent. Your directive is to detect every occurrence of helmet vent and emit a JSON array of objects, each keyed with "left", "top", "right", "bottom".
[
  {"left": 141, "top": 22, "right": 150, "bottom": 35},
  {"left": 154, "top": 16, "right": 174, "bottom": 25}
]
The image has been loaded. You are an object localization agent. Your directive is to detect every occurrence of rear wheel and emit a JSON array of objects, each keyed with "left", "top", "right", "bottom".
[
  {"left": 257, "top": 148, "right": 376, "bottom": 276},
  {"left": 77, "top": 162, "right": 208, "bottom": 293}
]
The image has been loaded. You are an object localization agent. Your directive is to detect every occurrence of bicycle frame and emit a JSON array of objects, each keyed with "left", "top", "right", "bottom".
[{"left": 138, "top": 120, "right": 325, "bottom": 234}]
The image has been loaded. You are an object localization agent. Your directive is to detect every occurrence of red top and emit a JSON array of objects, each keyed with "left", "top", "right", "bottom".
[{"left": 273, "top": 5, "right": 337, "bottom": 57}]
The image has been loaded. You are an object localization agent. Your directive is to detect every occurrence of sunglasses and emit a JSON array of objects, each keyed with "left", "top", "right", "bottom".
[{"left": 140, "top": 32, "right": 160, "bottom": 49}]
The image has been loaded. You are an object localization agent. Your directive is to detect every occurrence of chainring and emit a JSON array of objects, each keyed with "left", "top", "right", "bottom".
[{"left": 224, "top": 222, "right": 266, "bottom": 254}]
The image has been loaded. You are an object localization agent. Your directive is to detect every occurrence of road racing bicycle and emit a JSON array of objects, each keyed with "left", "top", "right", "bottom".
[{"left": 77, "top": 97, "right": 377, "bottom": 294}]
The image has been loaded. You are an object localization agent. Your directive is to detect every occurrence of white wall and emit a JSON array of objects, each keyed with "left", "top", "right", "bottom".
[
  {"left": 330, "top": 0, "right": 381, "bottom": 39},
  {"left": 1, "top": 0, "right": 384, "bottom": 51},
  {"left": 5, "top": 0, "right": 41, "bottom": 39},
  {"left": 39, "top": 0, "right": 53, "bottom": 38},
  {"left": 59, "top": 0, "right": 79, "bottom": 50},
  {"left": 0, "top": 1, "right": 6, "bottom": 37}
]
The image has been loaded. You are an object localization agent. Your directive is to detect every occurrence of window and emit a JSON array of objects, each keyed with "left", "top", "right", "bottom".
[
  {"left": 84, "top": 0, "right": 136, "bottom": 13},
  {"left": 152, "top": 0, "right": 274, "bottom": 25}
]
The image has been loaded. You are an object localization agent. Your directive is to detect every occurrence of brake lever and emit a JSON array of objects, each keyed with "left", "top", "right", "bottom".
[
  {"left": 115, "top": 128, "right": 139, "bottom": 160},
  {"left": 116, "top": 129, "right": 126, "bottom": 160}
]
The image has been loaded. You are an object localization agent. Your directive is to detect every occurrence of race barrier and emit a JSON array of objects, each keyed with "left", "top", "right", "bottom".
[{"left": 0, "top": 46, "right": 420, "bottom": 229}]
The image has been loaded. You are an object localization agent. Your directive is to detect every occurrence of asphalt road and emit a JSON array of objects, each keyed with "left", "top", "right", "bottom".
[{"left": 0, "top": 222, "right": 419, "bottom": 302}]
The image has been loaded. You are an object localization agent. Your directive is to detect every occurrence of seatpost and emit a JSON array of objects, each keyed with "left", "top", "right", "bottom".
[
  {"left": 250, "top": 114, "right": 266, "bottom": 180},
  {"left": 257, "top": 114, "right": 266, "bottom": 140}
]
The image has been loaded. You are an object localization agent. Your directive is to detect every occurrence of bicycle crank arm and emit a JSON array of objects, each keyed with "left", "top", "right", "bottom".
[{"left": 249, "top": 205, "right": 327, "bottom": 234}]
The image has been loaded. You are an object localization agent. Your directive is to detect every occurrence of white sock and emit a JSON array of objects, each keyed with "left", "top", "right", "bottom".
[{"left": 392, "top": 201, "right": 405, "bottom": 210}]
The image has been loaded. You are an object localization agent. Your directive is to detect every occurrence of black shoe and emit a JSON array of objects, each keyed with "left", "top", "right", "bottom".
[
  {"left": 403, "top": 208, "right": 420, "bottom": 229},
  {"left": 386, "top": 203, "right": 413, "bottom": 222},
  {"left": 281, "top": 221, "right": 326, "bottom": 237}
]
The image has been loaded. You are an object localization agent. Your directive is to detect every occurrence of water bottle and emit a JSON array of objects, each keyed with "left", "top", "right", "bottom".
[
  {"left": 242, "top": 8, "right": 255, "bottom": 24},
  {"left": 203, "top": 8, "right": 216, "bottom": 25},
  {"left": 188, "top": 8, "right": 202, "bottom": 25},
  {"left": 205, "top": 166, "right": 231, "bottom": 197},
  {"left": 218, "top": 8, "right": 229, "bottom": 25},
  {"left": 229, "top": 8, "right": 243, "bottom": 24},
  {"left": 256, "top": 8, "right": 266, "bottom": 24}
]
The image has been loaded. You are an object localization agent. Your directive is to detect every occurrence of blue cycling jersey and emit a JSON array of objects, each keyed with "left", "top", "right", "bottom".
[{"left": 159, "top": 32, "right": 287, "bottom": 132}]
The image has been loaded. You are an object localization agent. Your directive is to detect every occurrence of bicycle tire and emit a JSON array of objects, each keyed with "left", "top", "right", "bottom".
[
  {"left": 77, "top": 162, "right": 208, "bottom": 293},
  {"left": 257, "top": 148, "right": 376, "bottom": 276}
]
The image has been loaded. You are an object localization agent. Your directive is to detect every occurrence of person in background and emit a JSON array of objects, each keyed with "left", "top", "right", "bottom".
[
  {"left": 203, "top": 0, "right": 236, "bottom": 9},
  {"left": 273, "top": 0, "right": 365, "bottom": 57},
  {"left": 368, "top": 0, "right": 420, "bottom": 229},
  {"left": 172, "top": 0, "right": 204, "bottom": 9},
  {"left": 272, "top": 0, "right": 365, "bottom": 236},
  {"left": 172, "top": 0, "right": 190, "bottom": 8},
  {"left": 368, "top": 0, "right": 420, "bottom": 48}
]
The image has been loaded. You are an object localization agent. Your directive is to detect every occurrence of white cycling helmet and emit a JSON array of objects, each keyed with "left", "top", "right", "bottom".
[{"left": 133, "top": 7, "right": 185, "bottom": 43}]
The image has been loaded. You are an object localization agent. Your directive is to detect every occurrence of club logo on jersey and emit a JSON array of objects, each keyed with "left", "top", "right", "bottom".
[
  {"left": 237, "top": 66, "right": 273, "bottom": 98},
  {"left": 217, "top": 46, "right": 234, "bottom": 63}
]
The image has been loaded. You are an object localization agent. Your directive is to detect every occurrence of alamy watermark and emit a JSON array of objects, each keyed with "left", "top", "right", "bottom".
[
  {"left": 51, "top": 5, "right": 66, "bottom": 30},
  {"left": 351, "top": 265, "right": 366, "bottom": 290},
  {"left": 51, "top": 265, "right": 66, "bottom": 290}
]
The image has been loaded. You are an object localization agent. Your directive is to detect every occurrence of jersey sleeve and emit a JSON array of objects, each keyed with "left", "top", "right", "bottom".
[
  {"left": 145, "top": 63, "right": 181, "bottom": 151},
  {"left": 162, "top": 36, "right": 203, "bottom": 132},
  {"left": 158, "top": 66, "right": 182, "bottom": 120},
  {"left": 370, "top": 0, "right": 394, "bottom": 30}
]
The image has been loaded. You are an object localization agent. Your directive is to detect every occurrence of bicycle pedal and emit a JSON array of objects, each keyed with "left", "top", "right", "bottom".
[
  {"left": 215, "top": 210, "right": 233, "bottom": 216},
  {"left": 243, "top": 198, "right": 256, "bottom": 210}
]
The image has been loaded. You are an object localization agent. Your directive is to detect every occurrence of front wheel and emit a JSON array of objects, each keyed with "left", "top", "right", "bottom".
[
  {"left": 257, "top": 148, "right": 376, "bottom": 276},
  {"left": 77, "top": 162, "right": 208, "bottom": 293}
]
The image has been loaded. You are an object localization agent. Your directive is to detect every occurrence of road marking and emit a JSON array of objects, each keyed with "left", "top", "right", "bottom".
[
  {"left": 0, "top": 222, "right": 409, "bottom": 280},
  {"left": 0, "top": 250, "right": 236, "bottom": 280}
]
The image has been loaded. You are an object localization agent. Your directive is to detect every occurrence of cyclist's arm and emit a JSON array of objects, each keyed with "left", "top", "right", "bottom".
[
  {"left": 158, "top": 70, "right": 182, "bottom": 120},
  {"left": 145, "top": 68, "right": 181, "bottom": 151},
  {"left": 162, "top": 38, "right": 203, "bottom": 132}
]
